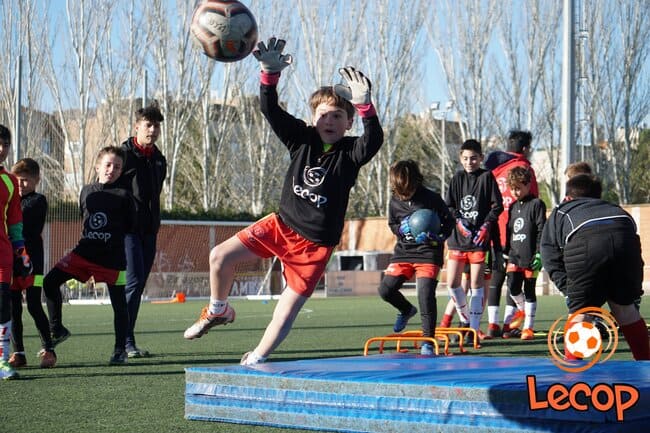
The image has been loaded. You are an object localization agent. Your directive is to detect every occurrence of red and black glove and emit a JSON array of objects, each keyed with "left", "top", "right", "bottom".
[
  {"left": 472, "top": 221, "right": 491, "bottom": 247},
  {"left": 456, "top": 218, "right": 473, "bottom": 238},
  {"left": 13, "top": 246, "right": 33, "bottom": 278}
]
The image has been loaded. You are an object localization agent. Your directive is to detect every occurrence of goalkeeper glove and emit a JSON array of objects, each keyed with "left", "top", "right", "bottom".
[
  {"left": 415, "top": 231, "right": 446, "bottom": 247},
  {"left": 13, "top": 246, "right": 33, "bottom": 278},
  {"left": 398, "top": 216, "right": 414, "bottom": 242},
  {"left": 334, "top": 67, "right": 372, "bottom": 105},
  {"left": 252, "top": 37, "right": 293, "bottom": 73},
  {"left": 455, "top": 218, "right": 472, "bottom": 238},
  {"left": 472, "top": 221, "right": 491, "bottom": 247},
  {"left": 530, "top": 252, "right": 543, "bottom": 271}
]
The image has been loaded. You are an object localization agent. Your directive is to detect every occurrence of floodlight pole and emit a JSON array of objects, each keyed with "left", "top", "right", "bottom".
[
  {"left": 14, "top": 56, "right": 22, "bottom": 163},
  {"left": 560, "top": 0, "right": 576, "bottom": 197}
]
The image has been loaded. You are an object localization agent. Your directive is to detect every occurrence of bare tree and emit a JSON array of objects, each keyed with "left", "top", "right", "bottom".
[
  {"left": 150, "top": 0, "right": 207, "bottom": 210},
  {"left": 428, "top": 0, "right": 502, "bottom": 142},
  {"left": 41, "top": 0, "right": 113, "bottom": 191}
]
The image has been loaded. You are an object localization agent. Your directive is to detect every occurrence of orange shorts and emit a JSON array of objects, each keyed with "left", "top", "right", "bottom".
[
  {"left": 506, "top": 263, "right": 538, "bottom": 279},
  {"left": 237, "top": 213, "right": 334, "bottom": 297},
  {"left": 10, "top": 274, "right": 35, "bottom": 291},
  {"left": 384, "top": 262, "right": 441, "bottom": 280},
  {"left": 449, "top": 250, "right": 488, "bottom": 265},
  {"left": 55, "top": 252, "right": 126, "bottom": 285}
]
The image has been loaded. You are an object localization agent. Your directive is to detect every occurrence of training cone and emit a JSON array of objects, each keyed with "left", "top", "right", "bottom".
[{"left": 152, "top": 292, "right": 186, "bottom": 304}]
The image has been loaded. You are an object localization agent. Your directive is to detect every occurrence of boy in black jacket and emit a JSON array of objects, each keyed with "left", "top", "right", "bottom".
[
  {"left": 541, "top": 174, "right": 649, "bottom": 360},
  {"left": 43, "top": 146, "right": 136, "bottom": 365},
  {"left": 119, "top": 105, "right": 166, "bottom": 358},
  {"left": 445, "top": 139, "right": 503, "bottom": 339},
  {"left": 502, "top": 166, "right": 546, "bottom": 340},
  {"left": 8, "top": 158, "right": 55, "bottom": 368},
  {"left": 379, "top": 160, "right": 453, "bottom": 355},
  {"left": 184, "top": 37, "right": 383, "bottom": 365}
]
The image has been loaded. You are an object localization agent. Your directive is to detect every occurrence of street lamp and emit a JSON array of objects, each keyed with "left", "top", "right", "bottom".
[{"left": 431, "top": 100, "right": 454, "bottom": 197}]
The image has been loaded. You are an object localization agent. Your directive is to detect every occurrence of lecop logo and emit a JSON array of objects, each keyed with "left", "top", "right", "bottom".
[
  {"left": 526, "top": 306, "right": 640, "bottom": 422},
  {"left": 547, "top": 306, "right": 618, "bottom": 373}
]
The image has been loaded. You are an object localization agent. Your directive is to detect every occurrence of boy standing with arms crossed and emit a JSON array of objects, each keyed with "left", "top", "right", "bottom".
[
  {"left": 445, "top": 139, "right": 503, "bottom": 340},
  {"left": 184, "top": 37, "right": 383, "bottom": 365},
  {"left": 0, "top": 125, "right": 32, "bottom": 380},
  {"left": 8, "top": 158, "right": 56, "bottom": 368}
]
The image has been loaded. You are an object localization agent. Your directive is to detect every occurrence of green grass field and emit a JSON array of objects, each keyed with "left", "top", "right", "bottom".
[{"left": 5, "top": 295, "right": 648, "bottom": 433}]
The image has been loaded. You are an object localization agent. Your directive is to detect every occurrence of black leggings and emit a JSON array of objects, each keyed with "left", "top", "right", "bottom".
[
  {"left": 43, "top": 267, "right": 128, "bottom": 350},
  {"left": 506, "top": 272, "right": 537, "bottom": 303},
  {"left": 379, "top": 275, "right": 438, "bottom": 337},
  {"left": 10, "top": 286, "right": 52, "bottom": 352},
  {"left": 489, "top": 268, "right": 516, "bottom": 308}
]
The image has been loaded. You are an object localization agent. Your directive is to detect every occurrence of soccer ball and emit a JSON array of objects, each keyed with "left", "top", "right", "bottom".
[
  {"left": 190, "top": 0, "right": 258, "bottom": 62},
  {"left": 565, "top": 321, "right": 602, "bottom": 358},
  {"left": 409, "top": 209, "right": 441, "bottom": 243}
]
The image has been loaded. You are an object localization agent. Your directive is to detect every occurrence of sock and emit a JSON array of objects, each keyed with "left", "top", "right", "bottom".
[
  {"left": 208, "top": 299, "right": 228, "bottom": 315},
  {"left": 511, "top": 293, "right": 525, "bottom": 311},
  {"left": 440, "top": 313, "right": 452, "bottom": 328},
  {"left": 503, "top": 305, "right": 517, "bottom": 325},
  {"left": 448, "top": 287, "right": 469, "bottom": 323},
  {"left": 469, "top": 287, "right": 484, "bottom": 330},
  {"left": 487, "top": 306, "right": 499, "bottom": 325},
  {"left": 0, "top": 321, "right": 10, "bottom": 361},
  {"left": 620, "top": 319, "right": 650, "bottom": 360},
  {"left": 524, "top": 302, "right": 536, "bottom": 330}
]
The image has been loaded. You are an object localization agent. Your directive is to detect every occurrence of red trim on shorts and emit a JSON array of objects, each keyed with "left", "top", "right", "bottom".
[
  {"left": 10, "top": 275, "right": 34, "bottom": 291},
  {"left": 506, "top": 263, "right": 537, "bottom": 279},
  {"left": 55, "top": 252, "right": 122, "bottom": 285},
  {"left": 449, "top": 250, "right": 488, "bottom": 265},
  {"left": 237, "top": 213, "right": 333, "bottom": 297},
  {"left": 384, "top": 263, "right": 440, "bottom": 280}
]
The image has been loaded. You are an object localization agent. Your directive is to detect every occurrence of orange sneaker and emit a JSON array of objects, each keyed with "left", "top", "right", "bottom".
[
  {"left": 520, "top": 328, "right": 535, "bottom": 341},
  {"left": 8, "top": 352, "right": 27, "bottom": 368},
  {"left": 184, "top": 304, "right": 236, "bottom": 339},
  {"left": 39, "top": 350, "right": 57, "bottom": 368},
  {"left": 509, "top": 310, "right": 525, "bottom": 329}
]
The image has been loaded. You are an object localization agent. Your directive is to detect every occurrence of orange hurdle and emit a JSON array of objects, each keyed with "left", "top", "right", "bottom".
[
  {"left": 364, "top": 335, "right": 441, "bottom": 356},
  {"left": 363, "top": 327, "right": 480, "bottom": 357}
]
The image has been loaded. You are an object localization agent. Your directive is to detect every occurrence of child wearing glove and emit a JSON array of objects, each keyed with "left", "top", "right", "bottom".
[
  {"left": 444, "top": 139, "right": 503, "bottom": 340},
  {"left": 502, "top": 166, "right": 546, "bottom": 340},
  {"left": 184, "top": 37, "right": 384, "bottom": 366},
  {"left": 0, "top": 125, "right": 32, "bottom": 380},
  {"left": 378, "top": 160, "right": 453, "bottom": 355}
]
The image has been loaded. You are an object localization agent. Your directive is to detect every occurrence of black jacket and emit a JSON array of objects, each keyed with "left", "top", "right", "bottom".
[
  {"left": 540, "top": 197, "right": 636, "bottom": 293},
  {"left": 387, "top": 186, "right": 453, "bottom": 265},
  {"left": 504, "top": 195, "right": 546, "bottom": 268},
  {"left": 445, "top": 168, "right": 503, "bottom": 252},
  {"left": 260, "top": 81, "right": 383, "bottom": 246},
  {"left": 119, "top": 138, "right": 167, "bottom": 235}
]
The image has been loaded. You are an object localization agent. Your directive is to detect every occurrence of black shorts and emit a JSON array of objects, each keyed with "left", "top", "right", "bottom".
[{"left": 563, "top": 225, "right": 643, "bottom": 312}]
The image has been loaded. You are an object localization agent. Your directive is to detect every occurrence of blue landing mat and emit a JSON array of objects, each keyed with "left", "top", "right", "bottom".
[{"left": 185, "top": 355, "right": 650, "bottom": 433}]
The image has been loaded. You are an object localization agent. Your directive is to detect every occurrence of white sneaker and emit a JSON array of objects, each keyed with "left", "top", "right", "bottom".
[{"left": 184, "top": 304, "right": 236, "bottom": 340}]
